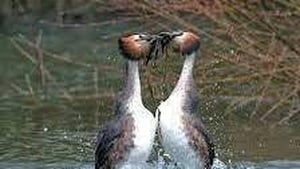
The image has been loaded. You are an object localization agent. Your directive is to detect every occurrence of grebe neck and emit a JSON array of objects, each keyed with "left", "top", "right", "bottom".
[
  {"left": 121, "top": 60, "right": 142, "bottom": 105},
  {"left": 171, "top": 52, "right": 196, "bottom": 95}
]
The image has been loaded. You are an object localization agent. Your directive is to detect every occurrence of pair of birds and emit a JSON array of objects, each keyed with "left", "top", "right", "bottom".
[{"left": 95, "top": 31, "right": 215, "bottom": 169}]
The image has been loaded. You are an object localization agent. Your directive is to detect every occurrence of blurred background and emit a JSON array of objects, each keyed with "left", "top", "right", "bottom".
[{"left": 0, "top": 0, "right": 299, "bottom": 168}]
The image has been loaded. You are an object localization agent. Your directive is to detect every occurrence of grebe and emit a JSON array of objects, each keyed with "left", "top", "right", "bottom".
[
  {"left": 95, "top": 33, "right": 157, "bottom": 169},
  {"left": 157, "top": 31, "right": 215, "bottom": 169}
]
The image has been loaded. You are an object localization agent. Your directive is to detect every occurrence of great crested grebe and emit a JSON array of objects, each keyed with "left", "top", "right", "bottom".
[
  {"left": 95, "top": 33, "right": 157, "bottom": 169},
  {"left": 157, "top": 31, "right": 215, "bottom": 169}
]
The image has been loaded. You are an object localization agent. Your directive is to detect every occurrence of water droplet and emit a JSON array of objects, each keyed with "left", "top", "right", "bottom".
[{"left": 43, "top": 127, "right": 48, "bottom": 132}]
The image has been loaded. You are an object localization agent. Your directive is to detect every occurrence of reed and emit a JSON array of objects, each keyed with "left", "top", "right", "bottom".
[
  {"left": 124, "top": 0, "right": 300, "bottom": 126},
  {"left": 5, "top": 0, "right": 299, "bottom": 126}
]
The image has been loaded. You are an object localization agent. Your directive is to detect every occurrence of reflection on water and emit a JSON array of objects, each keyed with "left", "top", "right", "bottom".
[
  {"left": 0, "top": 100, "right": 300, "bottom": 169},
  {"left": 0, "top": 21, "right": 299, "bottom": 169},
  {"left": 1, "top": 160, "right": 300, "bottom": 169}
]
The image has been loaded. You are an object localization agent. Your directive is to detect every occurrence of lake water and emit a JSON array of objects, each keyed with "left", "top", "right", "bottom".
[{"left": 0, "top": 20, "right": 299, "bottom": 169}]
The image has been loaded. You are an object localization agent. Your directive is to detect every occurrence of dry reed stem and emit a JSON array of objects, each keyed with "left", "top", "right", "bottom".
[
  {"left": 278, "top": 106, "right": 300, "bottom": 125},
  {"left": 58, "top": 92, "right": 115, "bottom": 100},
  {"left": 35, "top": 30, "right": 46, "bottom": 89},
  {"left": 25, "top": 74, "right": 34, "bottom": 96},
  {"left": 260, "top": 87, "right": 298, "bottom": 121},
  {"left": 224, "top": 96, "right": 259, "bottom": 116},
  {"left": 15, "top": 35, "right": 92, "bottom": 68},
  {"left": 144, "top": 67, "right": 158, "bottom": 101},
  {"left": 10, "top": 38, "right": 37, "bottom": 64},
  {"left": 7, "top": 0, "right": 299, "bottom": 124},
  {"left": 136, "top": 0, "right": 300, "bottom": 124},
  {"left": 251, "top": 37, "right": 284, "bottom": 118},
  {"left": 10, "top": 37, "right": 74, "bottom": 101},
  {"left": 93, "top": 67, "right": 99, "bottom": 94},
  {"left": 9, "top": 83, "right": 28, "bottom": 95},
  {"left": 39, "top": 16, "right": 148, "bottom": 28}
]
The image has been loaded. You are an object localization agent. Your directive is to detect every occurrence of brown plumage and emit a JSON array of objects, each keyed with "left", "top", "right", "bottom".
[
  {"left": 182, "top": 114, "right": 215, "bottom": 169},
  {"left": 95, "top": 114, "right": 135, "bottom": 169},
  {"left": 95, "top": 33, "right": 157, "bottom": 169},
  {"left": 158, "top": 31, "right": 215, "bottom": 169},
  {"left": 118, "top": 34, "right": 151, "bottom": 60},
  {"left": 173, "top": 32, "right": 200, "bottom": 55}
]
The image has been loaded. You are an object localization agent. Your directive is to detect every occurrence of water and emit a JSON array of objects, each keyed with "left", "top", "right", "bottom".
[
  {"left": 0, "top": 20, "right": 299, "bottom": 169},
  {"left": 1, "top": 160, "right": 300, "bottom": 169}
]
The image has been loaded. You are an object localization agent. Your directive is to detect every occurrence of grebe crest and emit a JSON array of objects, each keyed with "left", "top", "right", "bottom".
[
  {"left": 172, "top": 31, "right": 200, "bottom": 55},
  {"left": 119, "top": 34, "right": 153, "bottom": 60}
]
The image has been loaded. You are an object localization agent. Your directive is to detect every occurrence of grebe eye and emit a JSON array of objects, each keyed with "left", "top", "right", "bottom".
[
  {"left": 170, "top": 31, "right": 184, "bottom": 38},
  {"left": 139, "top": 34, "right": 153, "bottom": 41},
  {"left": 139, "top": 34, "right": 146, "bottom": 39}
]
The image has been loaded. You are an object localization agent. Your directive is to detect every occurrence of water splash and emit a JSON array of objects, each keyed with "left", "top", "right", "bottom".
[
  {"left": 1, "top": 160, "right": 300, "bottom": 169},
  {"left": 212, "top": 158, "right": 227, "bottom": 169}
]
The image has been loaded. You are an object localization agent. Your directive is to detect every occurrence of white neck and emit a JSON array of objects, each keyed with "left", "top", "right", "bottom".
[
  {"left": 170, "top": 52, "right": 196, "bottom": 97},
  {"left": 123, "top": 60, "right": 143, "bottom": 105}
]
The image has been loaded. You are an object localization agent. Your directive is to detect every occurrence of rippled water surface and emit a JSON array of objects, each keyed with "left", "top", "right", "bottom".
[{"left": 0, "top": 20, "right": 299, "bottom": 169}]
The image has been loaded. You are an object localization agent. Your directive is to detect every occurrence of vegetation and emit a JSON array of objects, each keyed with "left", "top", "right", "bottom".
[{"left": 1, "top": 0, "right": 299, "bottom": 128}]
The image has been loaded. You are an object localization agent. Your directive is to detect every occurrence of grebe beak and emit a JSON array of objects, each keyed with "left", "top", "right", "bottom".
[{"left": 145, "top": 31, "right": 184, "bottom": 64}]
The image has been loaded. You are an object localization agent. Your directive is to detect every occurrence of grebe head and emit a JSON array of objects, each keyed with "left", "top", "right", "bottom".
[
  {"left": 171, "top": 31, "right": 200, "bottom": 55},
  {"left": 118, "top": 31, "right": 200, "bottom": 62},
  {"left": 119, "top": 33, "right": 153, "bottom": 60}
]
